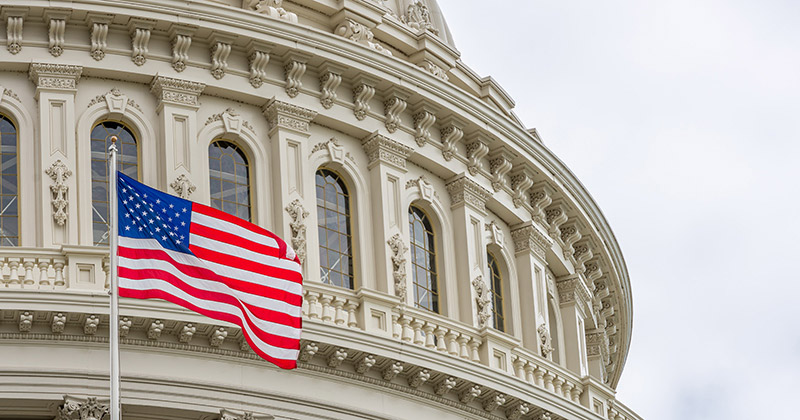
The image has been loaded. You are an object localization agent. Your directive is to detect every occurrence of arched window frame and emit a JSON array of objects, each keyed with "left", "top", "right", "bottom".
[
  {"left": 315, "top": 167, "right": 355, "bottom": 289},
  {"left": 409, "top": 204, "right": 439, "bottom": 313},
  {"left": 487, "top": 251, "right": 506, "bottom": 332},
  {"left": 89, "top": 120, "right": 140, "bottom": 246},
  {"left": 0, "top": 113, "right": 19, "bottom": 246},
  {"left": 208, "top": 139, "right": 253, "bottom": 222}
]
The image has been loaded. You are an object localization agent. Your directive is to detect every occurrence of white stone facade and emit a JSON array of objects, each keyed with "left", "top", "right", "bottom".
[{"left": 0, "top": 1, "right": 641, "bottom": 420}]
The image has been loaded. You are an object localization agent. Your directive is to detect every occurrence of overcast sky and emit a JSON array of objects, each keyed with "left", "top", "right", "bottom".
[{"left": 438, "top": 1, "right": 800, "bottom": 418}]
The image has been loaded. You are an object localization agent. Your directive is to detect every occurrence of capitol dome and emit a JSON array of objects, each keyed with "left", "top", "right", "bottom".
[{"left": 0, "top": 1, "right": 641, "bottom": 419}]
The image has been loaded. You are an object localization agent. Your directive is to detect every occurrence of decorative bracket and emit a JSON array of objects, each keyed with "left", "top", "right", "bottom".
[
  {"left": 129, "top": 19, "right": 156, "bottom": 66},
  {"left": 472, "top": 275, "right": 492, "bottom": 328},
  {"left": 285, "top": 199, "right": 309, "bottom": 264},
  {"left": 386, "top": 233, "right": 408, "bottom": 299},
  {"left": 383, "top": 87, "right": 410, "bottom": 133},
  {"left": 318, "top": 62, "right": 345, "bottom": 109},
  {"left": 170, "top": 25, "right": 196, "bottom": 73},
  {"left": 488, "top": 147, "right": 515, "bottom": 192},
  {"left": 352, "top": 75, "right": 378, "bottom": 121},
  {"left": 3, "top": 10, "right": 25, "bottom": 54},
  {"left": 411, "top": 103, "right": 437, "bottom": 147},
  {"left": 282, "top": 53, "right": 310, "bottom": 98},
  {"left": 45, "top": 10, "right": 69, "bottom": 57},
  {"left": 439, "top": 116, "right": 465, "bottom": 161},
  {"left": 465, "top": 133, "right": 490, "bottom": 176},
  {"left": 247, "top": 41, "right": 273, "bottom": 88},
  {"left": 87, "top": 14, "right": 113, "bottom": 61},
  {"left": 210, "top": 34, "right": 235, "bottom": 80},
  {"left": 509, "top": 165, "right": 535, "bottom": 208}
]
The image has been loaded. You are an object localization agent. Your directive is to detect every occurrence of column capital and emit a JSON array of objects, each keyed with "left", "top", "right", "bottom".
[
  {"left": 445, "top": 173, "right": 491, "bottom": 214},
  {"left": 262, "top": 98, "right": 317, "bottom": 135},
  {"left": 556, "top": 274, "right": 592, "bottom": 315},
  {"left": 28, "top": 63, "right": 82, "bottom": 96},
  {"left": 149, "top": 75, "right": 205, "bottom": 110},
  {"left": 510, "top": 221, "right": 552, "bottom": 260},
  {"left": 56, "top": 395, "right": 109, "bottom": 420},
  {"left": 361, "top": 131, "right": 413, "bottom": 171}
]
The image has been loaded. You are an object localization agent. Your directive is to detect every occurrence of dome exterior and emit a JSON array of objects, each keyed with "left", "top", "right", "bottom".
[{"left": 0, "top": 1, "right": 641, "bottom": 420}]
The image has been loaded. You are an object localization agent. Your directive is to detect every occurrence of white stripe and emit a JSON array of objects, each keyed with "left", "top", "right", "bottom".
[
  {"left": 120, "top": 276, "right": 299, "bottom": 361},
  {"left": 190, "top": 233, "right": 302, "bottom": 274},
  {"left": 121, "top": 237, "right": 303, "bottom": 296},
  {"left": 119, "top": 255, "right": 302, "bottom": 318},
  {"left": 192, "top": 211, "right": 280, "bottom": 249}
]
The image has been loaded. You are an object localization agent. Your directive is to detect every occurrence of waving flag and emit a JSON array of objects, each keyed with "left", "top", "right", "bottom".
[{"left": 115, "top": 172, "right": 302, "bottom": 369}]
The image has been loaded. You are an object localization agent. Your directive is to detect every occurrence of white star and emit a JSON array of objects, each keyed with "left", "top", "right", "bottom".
[
  {"left": 122, "top": 188, "right": 127, "bottom": 193},
  {"left": 125, "top": 213, "right": 131, "bottom": 218},
  {"left": 162, "top": 235, "right": 167, "bottom": 240},
  {"left": 143, "top": 194, "right": 147, "bottom": 198},
  {"left": 135, "top": 203, "right": 140, "bottom": 209},
  {"left": 175, "top": 212, "right": 180, "bottom": 217},
  {"left": 162, "top": 208, "right": 167, "bottom": 213},
  {"left": 125, "top": 226, "right": 130, "bottom": 231},
  {"left": 168, "top": 217, "right": 173, "bottom": 222},
  {"left": 181, "top": 221, "right": 186, "bottom": 226},
  {"left": 156, "top": 199, "right": 161, "bottom": 204},
  {"left": 176, "top": 240, "right": 181, "bottom": 244},
  {"left": 182, "top": 208, "right": 187, "bottom": 213},
  {"left": 138, "top": 227, "right": 143, "bottom": 232},
  {"left": 169, "top": 204, "right": 174, "bottom": 209},
  {"left": 155, "top": 227, "right": 161, "bottom": 232},
  {"left": 148, "top": 219, "right": 154, "bottom": 224},
  {"left": 180, "top": 235, "right": 185, "bottom": 240}
]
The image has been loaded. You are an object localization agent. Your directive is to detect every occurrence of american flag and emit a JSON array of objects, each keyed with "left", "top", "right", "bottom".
[{"left": 116, "top": 172, "right": 302, "bottom": 369}]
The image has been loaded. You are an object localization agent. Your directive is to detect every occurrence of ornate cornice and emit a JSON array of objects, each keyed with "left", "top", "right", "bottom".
[
  {"left": 150, "top": 75, "right": 205, "bottom": 109},
  {"left": 445, "top": 174, "right": 491, "bottom": 214},
  {"left": 556, "top": 275, "right": 592, "bottom": 315},
  {"left": 28, "top": 63, "right": 83, "bottom": 92},
  {"left": 262, "top": 98, "right": 317, "bottom": 134},
  {"left": 361, "top": 132, "right": 413, "bottom": 171},
  {"left": 510, "top": 222, "right": 553, "bottom": 260}
]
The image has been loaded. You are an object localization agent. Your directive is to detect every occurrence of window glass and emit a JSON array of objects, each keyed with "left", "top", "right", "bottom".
[
  {"left": 91, "top": 121, "right": 137, "bottom": 246},
  {"left": 409, "top": 206, "right": 438, "bottom": 312},
  {"left": 0, "top": 114, "right": 17, "bottom": 246},
  {"left": 209, "top": 140, "right": 251, "bottom": 221},
  {"left": 316, "top": 169, "right": 354, "bottom": 289},
  {"left": 488, "top": 252, "right": 505, "bottom": 331}
]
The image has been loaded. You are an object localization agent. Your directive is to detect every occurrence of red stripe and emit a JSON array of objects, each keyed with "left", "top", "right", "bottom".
[
  {"left": 189, "top": 244, "right": 303, "bottom": 284},
  {"left": 119, "top": 287, "right": 297, "bottom": 369},
  {"left": 191, "top": 222, "right": 282, "bottom": 259},
  {"left": 120, "top": 266, "right": 301, "bottom": 329},
  {"left": 119, "top": 266, "right": 300, "bottom": 348},
  {"left": 119, "top": 246, "right": 302, "bottom": 307},
  {"left": 192, "top": 202, "right": 288, "bottom": 256}
]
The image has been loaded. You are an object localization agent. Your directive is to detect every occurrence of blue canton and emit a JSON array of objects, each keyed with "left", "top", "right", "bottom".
[{"left": 118, "top": 172, "right": 193, "bottom": 254}]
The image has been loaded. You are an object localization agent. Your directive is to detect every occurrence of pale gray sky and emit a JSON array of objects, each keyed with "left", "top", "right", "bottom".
[{"left": 438, "top": 1, "right": 800, "bottom": 418}]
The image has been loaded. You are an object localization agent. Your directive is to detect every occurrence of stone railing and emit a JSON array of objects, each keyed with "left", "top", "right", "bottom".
[
  {"left": 511, "top": 347, "right": 583, "bottom": 404},
  {"left": 301, "top": 282, "right": 361, "bottom": 329},
  {"left": 390, "top": 305, "right": 483, "bottom": 363},
  {"left": 0, "top": 247, "right": 108, "bottom": 291}
]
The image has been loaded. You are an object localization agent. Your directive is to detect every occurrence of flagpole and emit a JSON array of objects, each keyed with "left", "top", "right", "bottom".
[{"left": 108, "top": 135, "right": 121, "bottom": 420}]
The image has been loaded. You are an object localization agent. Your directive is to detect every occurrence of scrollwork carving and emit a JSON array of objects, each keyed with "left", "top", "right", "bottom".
[
  {"left": 319, "top": 71, "right": 341, "bottom": 109},
  {"left": 401, "top": 1, "right": 438, "bottom": 34},
  {"left": 56, "top": 396, "right": 110, "bottom": 420},
  {"left": 45, "top": 160, "right": 72, "bottom": 226},
  {"left": 48, "top": 17, "right": 65, "bottom": 57},
  {"left": 285, "top": 199, "right": 309, "bottom": 264},
  {"left": 170, "top": 174, "right": 196, "bottom": 199},
  {"left": 387, "top": 233, "right": 408, "bottom": 299},
  {"left": 6, "top": 16, "right": 23, "bottom": 54},
  {"left": 334, "top": 19, "right": 392, "bottom": 56},
  {"left": 472, "top": 276, "right": 492, "bottom": 328},
  {"left": 353, "top": 83, "right": 376, "bottom": 121},
  {"left": 283, "top": 59, "right": 306, "bottom": 98},
  {"left": 538, "top": 323, "right": 554, "bottom": 358},
  {"left": 383, "top": 96, "right": 407, "bottom": 133},
  {"left": 245, "top": 0, "right": 298, "bottom": 23}
]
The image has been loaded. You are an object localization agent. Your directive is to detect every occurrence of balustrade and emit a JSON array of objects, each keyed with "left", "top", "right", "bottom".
[{"left": 0, "top": 250, "right": 67, "bottom": 290}]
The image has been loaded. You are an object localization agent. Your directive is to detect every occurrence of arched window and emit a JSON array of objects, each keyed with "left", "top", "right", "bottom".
[
  {"left": 409, "top": 205, "right": 438, "bottom": 312},
  {"left": 315, "top": 169, "right": 354, "bottom": 289},
  {"left": 91, "top": 121, "right": 138, "bottom": 246},
  {"left": 548, "top": 299, "right": 561, "bottom": 364},
  {"left": 487, "top": 252, "right": 505, "bottom": 332},
  {"left": 209, "top": 140, "right": 251, "bottom": 221},
  {"left": 0, "top": 114, "right": 18, "bottom": 246}
]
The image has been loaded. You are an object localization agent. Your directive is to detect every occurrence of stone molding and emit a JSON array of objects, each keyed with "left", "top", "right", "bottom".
[
  {"left": 510, "top": 222, "right": 552, "bottom": 260},
  {"left": 445, "top": 174, "right": 491, "bottom": 214},
  {"left": 149, "top": 75, "right": 205, "bottom": 109},
  {"left": 262, "top": 98, "right": 317, "bottom": 134},
  {"left": 556, "top": 275, "right": 592, "bottom": 315},
  {"left": 29, "top": 63, "right": 83, "bottom": 91},
  {"left": 45, "top": 160, "right": 72, "bottom": 226},
  {"left": 361, "top": 132, "right": 413, "bottom": 171}
]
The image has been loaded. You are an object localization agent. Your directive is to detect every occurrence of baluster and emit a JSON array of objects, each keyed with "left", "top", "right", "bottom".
[
  {"left": 512, "top": 356, "right": 526, "bottom": 379},
  {"left": 399, "top": 315, "right": 413, "bottom": 342},
  {"left": 524, "top": 362, "right": 535, "bottom": 384},
  {"left": 434, "top": 327, "right": 447, "bottom": 352},
  {"left": 53, "top": 259, "right": 65, "bottom": 288},
  {"left": 344, "top": 301, "right": 359, "bottom": 328},
  {"left": 533, "top": 366, "right": 545, "bottom": 387},
  {"left": 306, "top": 293, "right": 320, "bottom": 319},
  {"left": 422, "top": 323, "right": 436, "bottom": 348},
  {"left": 0, "top": 258, "right": 8, "bottom": 286},
  {"left": 553, "top": 377, "right": 564, "bottom": 396},
  {"left": 301, "top": 291, "right": 309, "bottom": 317},
  {"left": 571, "top": 384, "right": 583, "bottom": 403},
  {"left": 102, "top": 257, "right": 110, "bottom": 289},
  {"left": 38, "top": 260, "right": 51, "bottom": 289},
  {"left": 456, "top": 334, "right": 469, "bottom": 359},
  {"left": 543, "top": 371, "right": 555, "bottom": 392},
  {"left": 468, "top": 338, "right": 481, "bottom": 362},
  {"left": 562, "top": 381, "right": 574, "bottom": 400},
  {"left": 445, "top": 330, "right": 459, "bottom": 356},
  {"left": 8, "top": 258, "right": 20, "bottom": 287},
  {"left": 22, "top": 259, "right": 35, "bottom": 288},
  {"left": 411, "top": 319, "right": 424, "bottom": 345},
  {"left": 332, "top": 297, "right": 346, "bottom": 326},
  {"left": 320, "top": 295, "right": 333, "bottom": 322}
]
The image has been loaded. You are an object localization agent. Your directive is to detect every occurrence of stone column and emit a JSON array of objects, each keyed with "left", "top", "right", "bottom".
[
  {"left": 510, "top": 221, "right": 552, "bottom": 351},
  {"left": 360, "top": 132, "right": 413, "bottom": 296},
  {"left": 29, "top": 63, "right": 82, "bottom": 248},
  {"left": 150, "top": 75, "right": 206, "bottom": 193},
  {"left": 263, "top": 98, "right": 317, "bottom": 277},
  {"left": 444, "top": 174, "right": 491, "bottom": 325},
  {"left": 556, "top": 274, "right": 592, "bottom": 377}
]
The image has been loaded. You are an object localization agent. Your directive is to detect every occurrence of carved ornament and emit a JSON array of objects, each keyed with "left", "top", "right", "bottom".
[
  {"left": 45, "top": 160, "right": 72, "bottom": 226},
  {"left": 170, "top": 26, "right": 195, "bottom": 72},
  {"left": 263, "top": 98, "right": 317, "bottom": 133},
  {"left": 245, "top": 0, "right": 298, "bottom": 23},
  {"left": 285, "top": 199, "right": 309, "bottom": 264},
  {"left": 56, "top": 396, "right": 109, "bottom": 420},
  {"left": 6, "top": 15, "right": 23, "bottom": 54},
  {"left": 445, "top": 174, "right": 491, "bottom": 213},
  {"left": 150, "top": 76, "right": 205, "bottom": 109},
  {"left": 510, "top": 223, "right": 552, "bottom": 260},
  {"left": 537, "top": 323, "right": 554, "bottom": 358},
  {"left": 471, "top": 276, "right": 492, "bottom": 328},
  {"left": 418, "top": 60, "right": 448, "bottom": 81},
  {"left": 405, "top": 175, "right": 438, "bottom": 202},
  {"left": 170, "top": 174, "right": 196, "bottom": 199},
  {"left": 386, "top": 234, "right": 408, "bottom": 299},
  {"left": 401, "top": 1, "right": 438, "bottom": 34},
  {"left": 361, "top": 132, "right": 413, "bottom": 170},
  {"left": 334, "top": 19, "right": 392, "bottom": 56},
  {"left": 29, "top": 63, "right": 83, "bottom": 91},
  {"left": 465, "top": 136, "right": 490, "bottom": 176}
]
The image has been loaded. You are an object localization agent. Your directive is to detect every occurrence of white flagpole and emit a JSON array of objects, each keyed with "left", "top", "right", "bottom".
[{"left": 108, "top": 135, "right": 121, "bottom": 420}]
